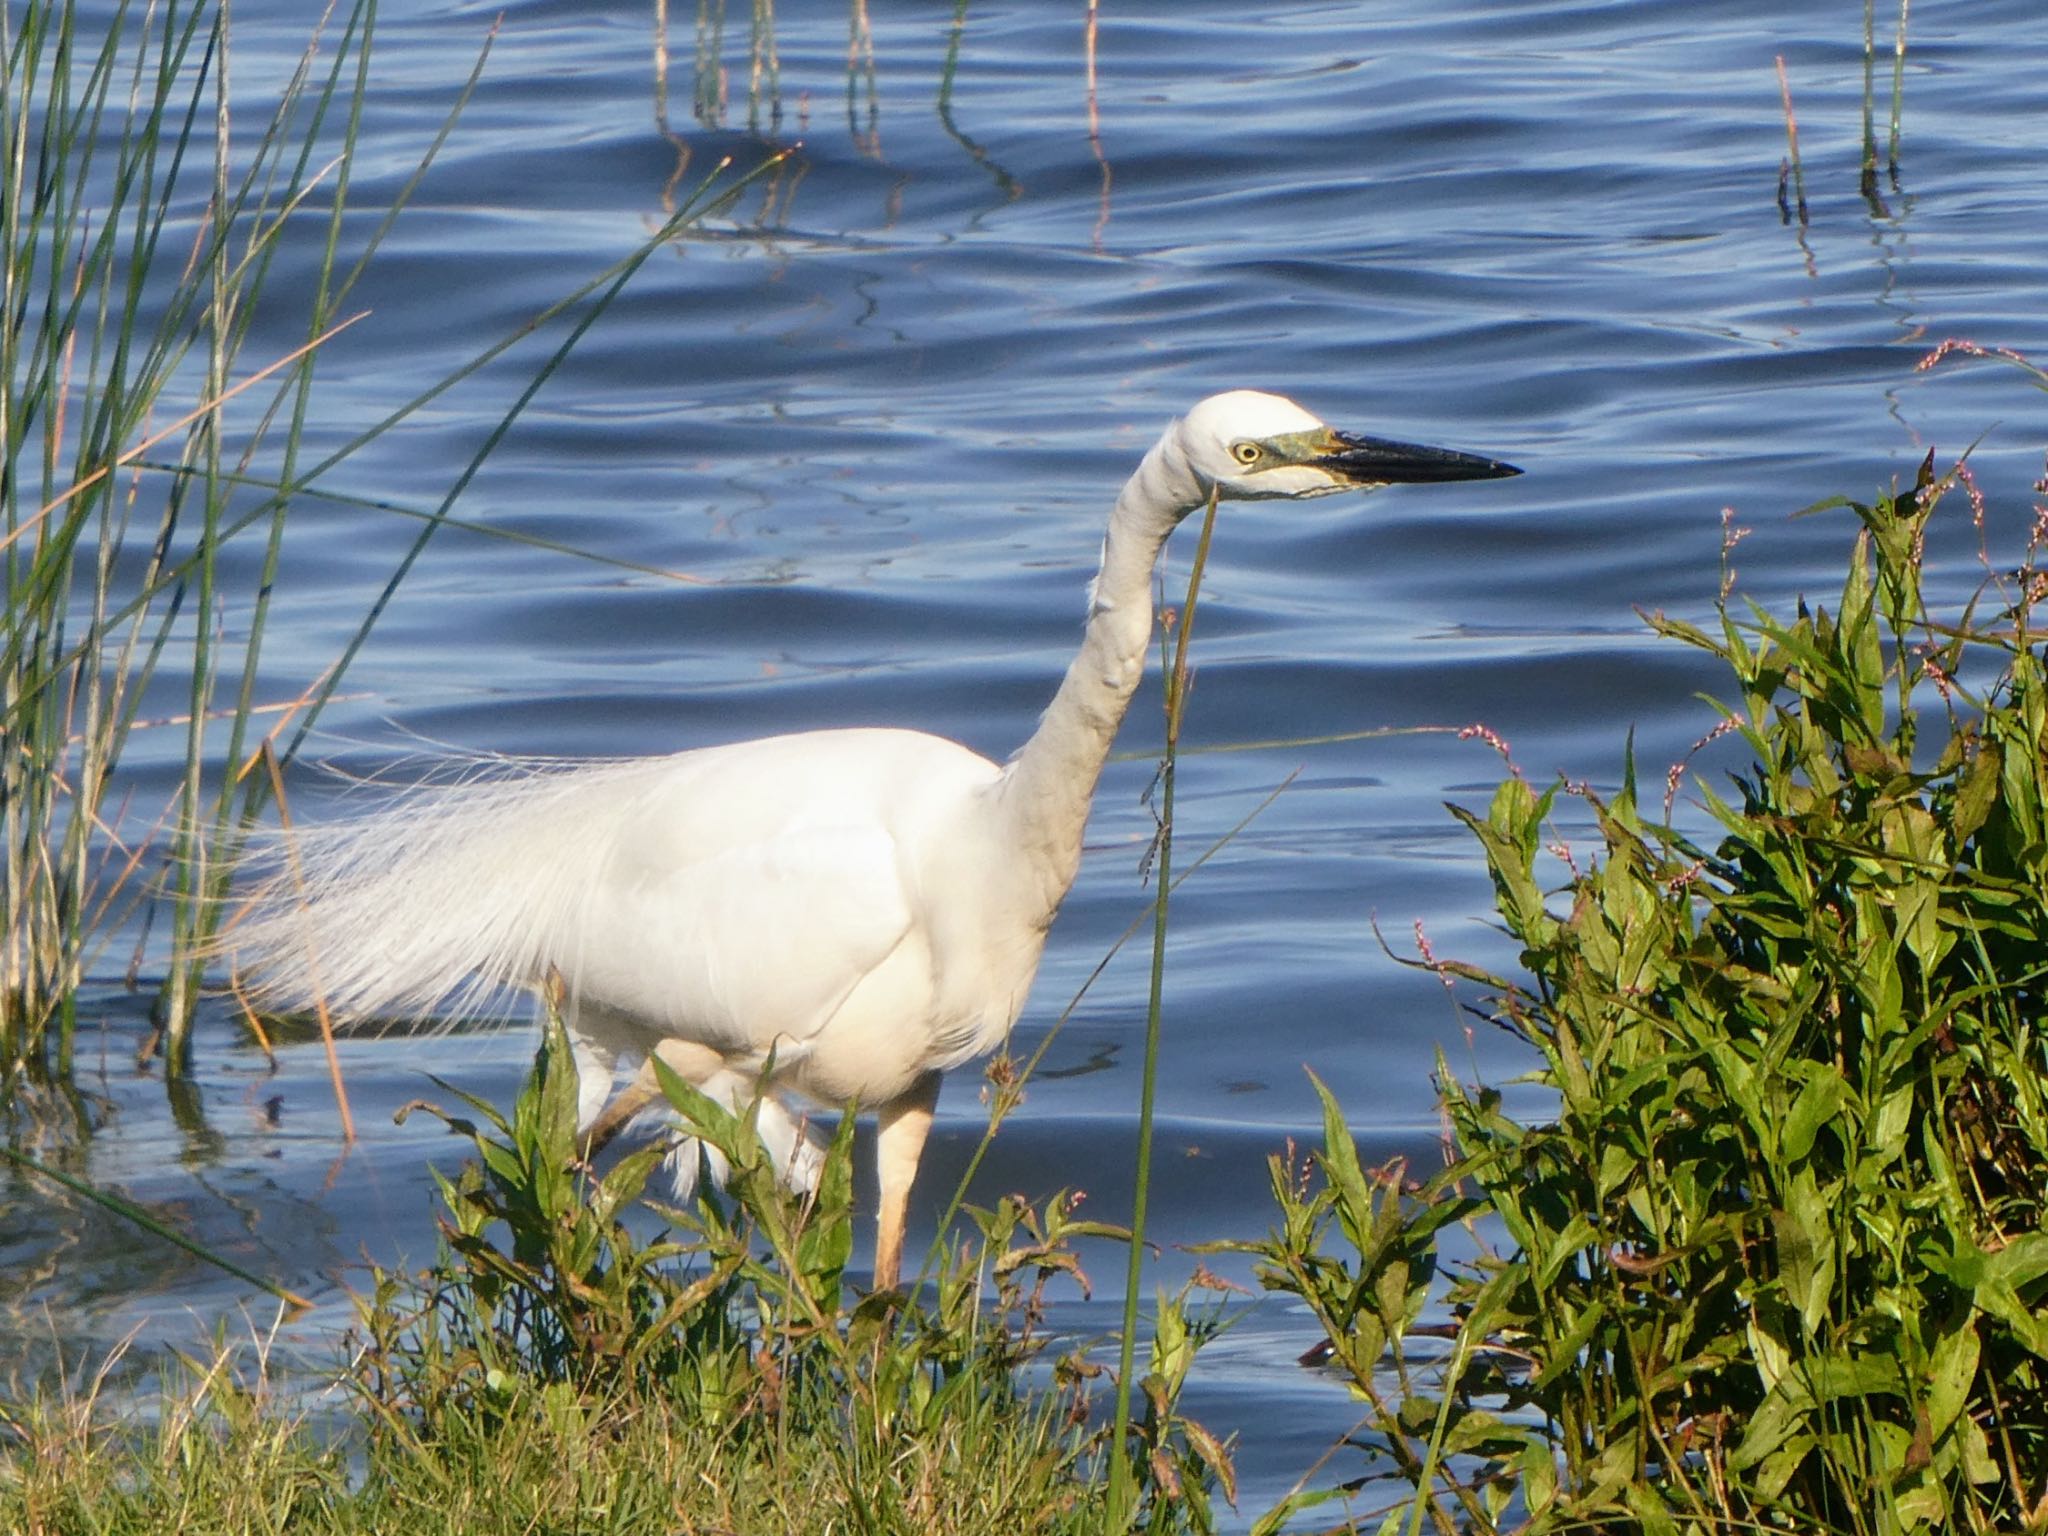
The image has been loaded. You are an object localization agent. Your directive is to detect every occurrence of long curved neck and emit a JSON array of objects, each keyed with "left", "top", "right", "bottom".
[{"left": 994, "top": 427, "right": 1203, "bottom": 920}]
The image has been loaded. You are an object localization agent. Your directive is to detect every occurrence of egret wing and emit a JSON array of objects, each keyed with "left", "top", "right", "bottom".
[{"left": 567, "top": 817, "right": 918, "bottom": 1061}]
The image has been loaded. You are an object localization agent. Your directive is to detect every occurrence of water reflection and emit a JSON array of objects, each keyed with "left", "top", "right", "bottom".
[
  {"left": 650, "top": 1, "right": 696, "bottom": 209},
  {"left": 848, "top": 0, "right": 881, "bottom": 157},
  {"left": 167, "top": 1077, "right": 227, "bottom": 1167}
]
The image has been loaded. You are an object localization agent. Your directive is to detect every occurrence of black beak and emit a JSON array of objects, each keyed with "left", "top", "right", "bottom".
[{"left": 1314, "top": 430, "right": 1521, "bottom": 485}]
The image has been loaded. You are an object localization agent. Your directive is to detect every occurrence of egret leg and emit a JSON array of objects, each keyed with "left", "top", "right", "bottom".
[
  {"left": 872, "top": 1070, "right": 941, "bottom": 1292},
  {"left": 582, "top": 1037, "right": 726, "bottom": 1155}
]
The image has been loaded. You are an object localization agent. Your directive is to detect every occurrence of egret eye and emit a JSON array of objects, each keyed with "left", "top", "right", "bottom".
[{"left": 1230, "top": 441, "right": 1262, "bottom": 466}]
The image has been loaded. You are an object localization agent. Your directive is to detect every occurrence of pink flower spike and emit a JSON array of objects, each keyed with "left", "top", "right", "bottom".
[
  {"left": 1414, "top": 920, "right": 1456, "bottom": 992},
  {"left": 1458, "top": 722, "right": 1521, "bottom": 777},
  {"left": 1916, "top": 338, "right": 1989, "bottom": 372}
]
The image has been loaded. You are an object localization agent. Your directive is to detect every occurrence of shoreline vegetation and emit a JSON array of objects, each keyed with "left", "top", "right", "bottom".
[
  {"left": 10, "top": 2, "right": 2048, "bottom": 1533},
  {"left": 1228, "top": 413, "right": 2048, "bottom": 1532}
]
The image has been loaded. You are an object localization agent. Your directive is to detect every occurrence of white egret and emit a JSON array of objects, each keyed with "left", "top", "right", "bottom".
[{"left": 228, "top": 390, "right": 1519, "bottom": 1290}]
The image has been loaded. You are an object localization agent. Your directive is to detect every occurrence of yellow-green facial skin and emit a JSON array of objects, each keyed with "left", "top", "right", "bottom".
[{"left": 1224, "top": 428, "right": 1344, "bottom": 472}]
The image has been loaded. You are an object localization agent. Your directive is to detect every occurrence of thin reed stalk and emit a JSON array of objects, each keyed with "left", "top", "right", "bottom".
[
  {"left": 1888, "top": 0, "right": 1910, "bottom": 174},
  {"left": 1862, "top": 0, "right": 1909, "bottom": 210},
  {"left": 1861, "top": 0, "right": 1883, "bottom": 204},
  {"left": 1105, "top": 485, "right": 1220, "bottom": 1523},
  {"left": 0, "top": 1143, "right": 313, "bottom": 1309},
  {"left": 1775, "top": 54, "right": 1808, "bottom": 227},
  {"left": 748, "top": 0, "right": 780, "bottom": 131},
  {"left": 935, "top": 0, "right": 1019, "bottom": 198}
]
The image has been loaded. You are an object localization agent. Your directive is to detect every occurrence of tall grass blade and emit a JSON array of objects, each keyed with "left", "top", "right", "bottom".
[{"left": 1106, "top": 485, "right": 1219, "bottom": 1524}]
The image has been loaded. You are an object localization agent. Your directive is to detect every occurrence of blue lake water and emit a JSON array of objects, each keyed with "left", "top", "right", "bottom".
[{"left": 10, "top": 0, "right": 2048, "bottom": 1520}]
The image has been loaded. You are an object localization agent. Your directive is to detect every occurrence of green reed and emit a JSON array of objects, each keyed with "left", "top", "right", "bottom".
[
  {"left": 1, "top": 0, "right": 756, "bottom": 1086},
  {"left": 0, "top": 0, "right": 347, "bottom": 1070},
  {"left": 1099, "top": 486, "right": 1225, "bottom": 1527},
  {"left": 1862, "top": 0, "right": 1912, "bottom": 204}
]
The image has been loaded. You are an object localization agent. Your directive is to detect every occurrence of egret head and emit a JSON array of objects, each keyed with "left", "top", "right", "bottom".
[{"left": 1178, "top": 389, "right": 1520, "bottom": 502}]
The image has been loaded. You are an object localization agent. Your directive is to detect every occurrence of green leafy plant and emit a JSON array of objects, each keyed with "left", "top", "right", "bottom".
[
  {"left": 1238, "top": 452, "right": 2048, "bottom": 1533},
  {"left": 348, "top": 1003, "right": 1231, "bottom": 1533},
  {"left": 360, "top": 1019, "right": 761, "bottom": 1423}
]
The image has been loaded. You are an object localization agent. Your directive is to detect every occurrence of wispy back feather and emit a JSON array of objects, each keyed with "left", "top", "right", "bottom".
[{"left": 224, "top": 756, "right": 671, "bottom": 1023}]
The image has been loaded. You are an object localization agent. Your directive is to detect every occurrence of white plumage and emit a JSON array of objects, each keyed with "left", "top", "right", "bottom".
[{"left": 226, "top": 390, "right": 1518, "bottom": 1289}]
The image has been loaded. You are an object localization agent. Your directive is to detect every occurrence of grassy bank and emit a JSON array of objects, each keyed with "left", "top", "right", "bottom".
[
  {"left": 1, "top": 1008, "right": 1229, "bottom": 1535},
  {"left": 2, "top": 1348, "right": 1083, "bottom": 1535}
]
